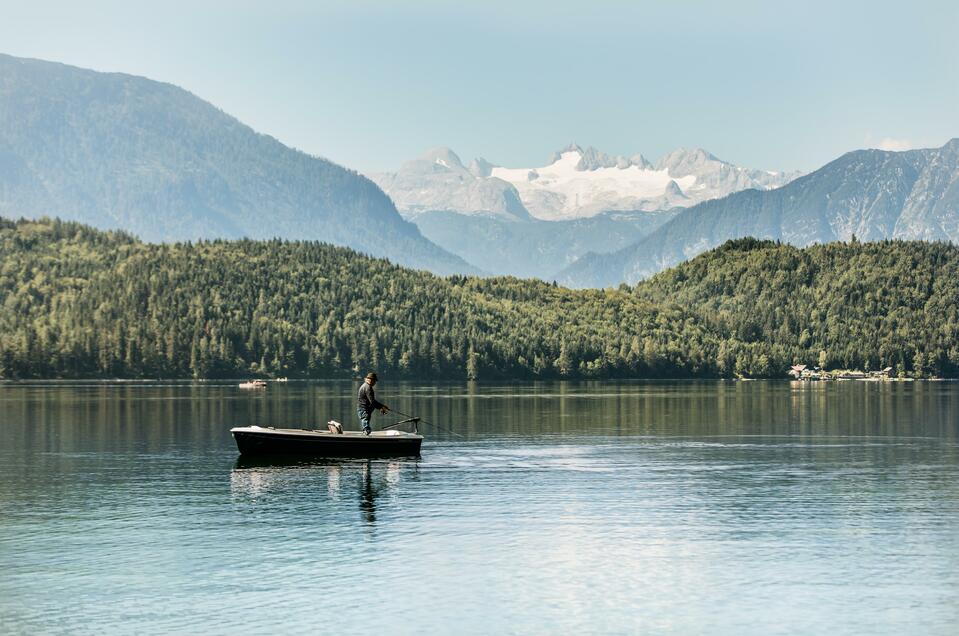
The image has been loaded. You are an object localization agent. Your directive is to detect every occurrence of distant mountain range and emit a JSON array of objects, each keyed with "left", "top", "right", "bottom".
[
  {"left": 0, "top": 53, "right": 475, "bottom": 275},
  {"left": 410, "top": 209, "right": 677, "bottom": 279},
  {"left": 1, "top": 54, "right": 955, "bottom": 287},
  {"left": 370, "top": 145, "right": 800, "bottom": 221},
  {"left": 559, "top": 139, "right": 959, "bottom": 287},
  {"left": 369, "top": 145, "right": 798, "bottom": 276}
]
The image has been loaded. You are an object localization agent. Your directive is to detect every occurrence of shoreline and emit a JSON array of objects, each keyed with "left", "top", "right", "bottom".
[{"left": 0, "top": 377, "right": 952, "bottom": 385}]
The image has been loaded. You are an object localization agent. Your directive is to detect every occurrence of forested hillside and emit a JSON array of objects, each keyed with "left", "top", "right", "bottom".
[
  {"left": 1, "top": 218, "right": 956, "bottom": 379},
  {"left": 638, "top": 238, "right": 959, "bottom": 377},
  {"left": 0, "top": 217, "right": 711, "bottom": 379}
]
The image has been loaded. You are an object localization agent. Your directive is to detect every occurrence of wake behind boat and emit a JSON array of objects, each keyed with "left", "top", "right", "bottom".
[{"left": 231, "top": 423, "right": 423, "bottom": 458}]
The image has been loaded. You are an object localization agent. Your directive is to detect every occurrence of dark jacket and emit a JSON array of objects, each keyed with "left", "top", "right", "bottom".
[{"left": 357, "top": 382, "right": 385, "bottom": 416}]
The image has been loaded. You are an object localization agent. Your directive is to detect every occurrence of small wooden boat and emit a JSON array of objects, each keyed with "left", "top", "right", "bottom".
[
  {"left": 230, "top": 425, "right": 423, "bottom": 458},
  {"left": 238, "top": 380, "right": 267, "bottom": 390}
]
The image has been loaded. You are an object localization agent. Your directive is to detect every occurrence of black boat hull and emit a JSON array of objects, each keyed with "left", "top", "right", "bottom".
[{"left": 231, "top": 428, "right": 422, "bottom": 458}]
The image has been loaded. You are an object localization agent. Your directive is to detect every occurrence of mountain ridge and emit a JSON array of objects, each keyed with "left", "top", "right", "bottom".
[
  {"left": 558, "top": 139, "right": 959, "bottom": 287},
  {"left": 371, "top": 143, "right": 800, "bottom": 222},
  {"left": 371, "top": 146, "right": 530, "bottom": 222},
  {"left": 0, "top": 53, "right": 476, "bottom": 275}
]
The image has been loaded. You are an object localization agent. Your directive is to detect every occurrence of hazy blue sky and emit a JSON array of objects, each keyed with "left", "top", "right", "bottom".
[{"left": 2, "top": 0, "right": 956, "bottom": 173}]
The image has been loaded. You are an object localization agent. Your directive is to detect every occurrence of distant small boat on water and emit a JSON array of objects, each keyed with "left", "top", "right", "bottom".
[
  {"left": 275, "top": 377, "right": 289, "bottom": 383},
  {"left": 238, "top": 380, "right": 267, "bottom": 390}
]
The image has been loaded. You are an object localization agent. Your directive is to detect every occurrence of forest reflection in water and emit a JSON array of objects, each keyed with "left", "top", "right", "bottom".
[{"left": 2, "top": 379, "right": 957, "bottom": 451}]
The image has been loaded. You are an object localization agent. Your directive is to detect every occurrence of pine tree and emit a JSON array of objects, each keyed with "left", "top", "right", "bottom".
[
  {"left": 466, "top": 345, "right": 479, "bottom": 380},
  {"left": 555, "top": 342, "right": 572, "bottom": 377}
]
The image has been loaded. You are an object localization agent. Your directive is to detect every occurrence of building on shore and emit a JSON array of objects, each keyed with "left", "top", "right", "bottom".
[{"left": 788, "top": 365, "right": 893, "bottom": 381}]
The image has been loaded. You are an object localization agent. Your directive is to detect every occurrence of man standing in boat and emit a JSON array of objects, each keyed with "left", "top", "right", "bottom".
[{"left": 357, "top": 372, "right": 389, "bottom": 435}]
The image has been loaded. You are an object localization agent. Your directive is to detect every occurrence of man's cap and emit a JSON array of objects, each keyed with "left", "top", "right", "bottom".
[{"left": 365, "top": 372, "right": 378, "bottom": 380}]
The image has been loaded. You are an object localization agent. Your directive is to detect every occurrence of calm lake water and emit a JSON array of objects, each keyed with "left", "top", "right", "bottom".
[{"left": 1, "top": 380, "right": 958, "bottom": 635}]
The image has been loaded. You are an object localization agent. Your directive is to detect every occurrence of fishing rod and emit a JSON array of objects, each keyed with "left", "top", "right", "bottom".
[
  {"left": 381, "top": 417, "right": 420, "bottom": 431},
  {"left": 386, "top": 408, "right": 464, "bottom": 439}
]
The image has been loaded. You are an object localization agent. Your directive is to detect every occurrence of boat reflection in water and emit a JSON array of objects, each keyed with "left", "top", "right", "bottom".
[
  {"left": 360, "top": 461, "right": 376, "bottom": 524},
  {"left": 230, "top": 456, "right": 415, "bottom": 525}
]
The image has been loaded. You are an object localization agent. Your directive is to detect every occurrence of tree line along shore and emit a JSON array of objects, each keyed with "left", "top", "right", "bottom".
[{"left": 1, "top": 217, "right": 957, "bottom": 380}]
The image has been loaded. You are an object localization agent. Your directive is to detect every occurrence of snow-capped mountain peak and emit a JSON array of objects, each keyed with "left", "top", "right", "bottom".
[
  {"left": 656, "top": 148, "right": 720, "bottom": 173},
  {"left": 414, "top": 146, "right": 466, "bottom": 171},
  {"left": 368, "top": 147, "right": 528, "bottom": 221},
  {"left": 490, "top": 148, "right": 696, "bottom": 220},
  {"left": 370, "top": 144, "right": 802, "bottom": 222},
  {"left": 547, "top": 144, "right": 653, "bottom": 171}
]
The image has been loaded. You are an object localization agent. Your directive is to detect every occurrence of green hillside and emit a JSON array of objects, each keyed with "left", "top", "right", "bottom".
[
  {"left": 637, "top": 237, "right": 959, "bottom": 377},
  {"left": 1, "top": 218, "right": 956, "bottom": 379},
  {"left": 0, "top": 217, "right": 710, "bottom": 379}
]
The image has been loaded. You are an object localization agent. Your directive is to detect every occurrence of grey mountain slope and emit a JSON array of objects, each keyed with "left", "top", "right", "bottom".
[
  {"left": 559, "top": 140, "right": 959, "bottom": 287},
  {"left": 368, "top": 147, "right": 529, "bottom": 221},
  {"left": 0, "top": 53, "right": 475, "bottom": 275},
  {"left": 549, "top": 143, "right": 652, "bottom": 170},
  {"left": 895, "top": 140, "right": 959, "bottom": 240},
  {"left": 412, "top": 209, "right": 678, "bottom": 279}
]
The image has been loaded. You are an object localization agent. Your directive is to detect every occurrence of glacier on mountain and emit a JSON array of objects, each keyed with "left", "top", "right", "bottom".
[
  {"left": 490, "top": 151, "right": 696, "bottom": 220},
  {"left": 371, "top": 144, "right": 801, "bottom": 222}
]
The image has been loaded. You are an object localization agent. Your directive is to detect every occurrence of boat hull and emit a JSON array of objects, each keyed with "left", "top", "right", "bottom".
[{"left": 231, "top": 426, "right": 422, "bottom": 458}]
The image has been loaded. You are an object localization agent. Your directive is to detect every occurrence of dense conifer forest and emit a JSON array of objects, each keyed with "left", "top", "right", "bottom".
[
  {"left": 638, "top": 237, "right": 959, "bottom": 378},
  {"left": 1, "top": 217, "right": 956, "bottom": 379}
]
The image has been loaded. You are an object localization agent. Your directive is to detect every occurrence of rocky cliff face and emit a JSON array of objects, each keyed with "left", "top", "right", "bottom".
[
  {"left": 895, "top": 139, "right": 959, "bottom": 240},
  {"left": 368, "top": 147, "right": 530, "bottom": 221}
]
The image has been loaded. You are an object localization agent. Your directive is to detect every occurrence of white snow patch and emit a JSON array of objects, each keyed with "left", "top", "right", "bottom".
[
  {"left": 875, "top": 137, "right": 915, "bottom": 152},
  {"left": 491, "top": 151, "right": 696, "bottom": 221}
]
